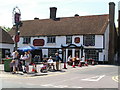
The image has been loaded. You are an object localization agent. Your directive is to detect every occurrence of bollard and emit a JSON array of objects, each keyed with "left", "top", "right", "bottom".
[
  {"left": 63, "top": 62, "right": 67, "bottom": 69},
  {"left": 32, "top": 63, "right": 37, "bottom": 73},
  {"left": 78, "top": 61, "right": 82, "bottom": 67},
  {"left": 72, "top": 61, "right": 76, "bottom": 68}
]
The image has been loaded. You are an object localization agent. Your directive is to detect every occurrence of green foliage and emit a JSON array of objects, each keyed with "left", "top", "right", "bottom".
[{"left": 0, "top": 26, "right": 11, "bottom": 32}]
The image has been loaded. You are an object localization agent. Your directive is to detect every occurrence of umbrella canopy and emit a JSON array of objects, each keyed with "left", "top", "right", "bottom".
[{"left": 17, "top": 46, "right": 40, "bottom": 52}]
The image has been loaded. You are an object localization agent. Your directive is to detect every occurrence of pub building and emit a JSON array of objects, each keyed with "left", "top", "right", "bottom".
[
  {"left": 9, "top": 2, "right": 117, "bottom": 64},
  {"left": 0, "top": 27, "right": 14, "bottom": 61}
]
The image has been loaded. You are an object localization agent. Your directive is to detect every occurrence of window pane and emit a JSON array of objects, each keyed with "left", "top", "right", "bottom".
[
  {"left": 47, "top": 36, "right": 56, "bottom": 43},
  {"left": 85, "top": 49, "right": 99, "bottom": 61},
  {"left": 48, "top": 49, "right": 58, "bottom": 57},
  {"left": 66, "top": 36, "right": 72, "bottom": 44},
  {"left": 83, "top": 35, "right": 95, "bottom": 46},
  {"left": 23, "top": 37, "right": 31, "bottom": 44}
]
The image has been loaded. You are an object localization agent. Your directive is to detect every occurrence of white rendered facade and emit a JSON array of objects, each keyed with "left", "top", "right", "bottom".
[{"left": 17, "top": 25, "right": 109, "bottom": 62}]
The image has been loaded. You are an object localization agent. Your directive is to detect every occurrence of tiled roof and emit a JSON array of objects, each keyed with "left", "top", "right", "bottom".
[
  {"left": 0, "top": 28, "right": 14, "bottom": 44},
  {"left": 9, "top": 14, "right": 109, "bottom": 37}
]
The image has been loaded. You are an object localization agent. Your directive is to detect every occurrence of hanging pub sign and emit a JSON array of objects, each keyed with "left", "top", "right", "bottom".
[
  {"left": 74, "top": 37, "right": 80, "bottom": 43},
  {"left": 33, "top": 39, "right": 44, "bottom": 46},
  {"left": 14, "top": 12, "right": 21, "bottom": 23}
]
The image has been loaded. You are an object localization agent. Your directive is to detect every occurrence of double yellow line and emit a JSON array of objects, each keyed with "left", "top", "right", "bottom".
[{"left": 112, "top": 75, "right": 120, "bottom": 83}]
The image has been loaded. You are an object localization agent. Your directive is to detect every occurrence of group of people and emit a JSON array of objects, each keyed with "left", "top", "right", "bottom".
[
  {"left": 42, "top": 53, "right": 62, "bottom": 71},
  {"left": 10, "top": 50, "right": 32, "bottom": 74},
  {"left": 10, "top": 51, "right": 62, "bottom": 73},
  {"left": 10, "top": 51, "right": 88, "bottom": 73},
  {"left": 67, "top": 55, "right": 85, "bottom": 66}
]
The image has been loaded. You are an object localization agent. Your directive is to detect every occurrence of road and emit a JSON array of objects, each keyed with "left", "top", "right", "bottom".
[{"left": 0, "top": 64, "right": 119, "bottom": 89}]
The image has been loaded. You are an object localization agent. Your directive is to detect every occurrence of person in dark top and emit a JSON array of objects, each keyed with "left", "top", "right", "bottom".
[{"left": 55, "top": 53, "right": 62, "bottom": 71}]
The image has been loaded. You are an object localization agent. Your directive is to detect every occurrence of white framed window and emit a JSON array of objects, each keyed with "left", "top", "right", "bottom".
[
  {"left": 66, "top": 36, "right": 72, "bottom": 44},
  {"left": 83, "top": 35, "right": 95, "bottom": 46},
  {"left": 85, "top": 49, "right": 99, "bottom": 61},
  {"left": 47, "top": 36, "right": 56, "bottom": 43},
  {"left": 23, "top": 37, "right": 31, "bottom": 44},
  {"left": 48, "top": 48, "right": 58, "bottom": 57}
]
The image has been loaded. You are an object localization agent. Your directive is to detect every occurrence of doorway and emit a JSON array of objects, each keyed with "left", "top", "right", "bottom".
[
  {"left": 75, "top": 49, "right": 80, "bottom": 58},
  {"left": 68, "top": 49, "right": 72, "bottom": 57}
]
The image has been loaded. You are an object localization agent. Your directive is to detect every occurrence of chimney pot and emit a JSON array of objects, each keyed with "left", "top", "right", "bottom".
[
  {"left": 50, "top": 7, "right": 57, "bottom": 20},
  {"left": 109, "top": 2, "right": 115, "bottom": 6},
  {"left": 109, "top": 2, "right": 115, "bottom": 22},
  {"left": 34, "top": 17, "right": 39, "bottom": 20},
  {"left": 75, "top": 14, "right": 79, "bottom": 17}
]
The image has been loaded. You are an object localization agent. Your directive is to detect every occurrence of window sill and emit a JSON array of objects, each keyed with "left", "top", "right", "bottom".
[{"left": 47, "top": 43, "right": 56, "bottom": 46}]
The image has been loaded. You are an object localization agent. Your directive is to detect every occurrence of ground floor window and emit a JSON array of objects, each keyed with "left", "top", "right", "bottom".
[
  {"left": 85, "top": 49, "right": 99, "bottom": 61},
  {"left": 48, "top": 49, "right": 59, "bottom": 57},
  {"left": 1, "top": 48, "right": 10, "bottom": 58}
]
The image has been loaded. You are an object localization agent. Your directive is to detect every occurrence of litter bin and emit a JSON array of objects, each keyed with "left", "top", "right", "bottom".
[{"left": 4, "top": 59, "right": 12, "bottom": 72}]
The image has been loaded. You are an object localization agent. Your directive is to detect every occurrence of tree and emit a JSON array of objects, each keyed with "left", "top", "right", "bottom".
[{"left": 0, "top": 26, "right": 11, "bottom": 32}]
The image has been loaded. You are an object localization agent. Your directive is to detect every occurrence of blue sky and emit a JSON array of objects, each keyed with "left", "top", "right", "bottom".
[{"left": 0, "top": 0, "right": 119, "bottom": 28}]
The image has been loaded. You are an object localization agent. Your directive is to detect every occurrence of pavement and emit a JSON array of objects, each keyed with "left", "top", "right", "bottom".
[
  {"left": 0, "top": 63, "right": 98, "bottom": 78},
  {"left": 0, "top": 63, "right": 118, "bottom": 78},
  {"left": 0, "top": 63, "right": 119, "bottom": 89},
  {"left": 0, "top": 63, "right": 73, "bottom": 77}
]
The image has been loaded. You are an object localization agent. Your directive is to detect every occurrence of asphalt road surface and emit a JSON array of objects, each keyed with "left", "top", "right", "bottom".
[{"left": 1, "top": 64, "right": 119, "bottom": 89}]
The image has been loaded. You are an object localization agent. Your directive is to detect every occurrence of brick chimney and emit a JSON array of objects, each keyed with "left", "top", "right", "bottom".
[
  {"left": 50, "top": 7, "right": 57, "bottom": 20},
  {"left": 118, "top": 1, "right": 120, "bottom": 65},
  {"left": 108, "top": 2, "right": 116, "bottom": 64}
]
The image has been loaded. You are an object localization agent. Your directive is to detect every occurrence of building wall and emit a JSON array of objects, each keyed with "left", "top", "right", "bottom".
[
  {"left": 18, "top": 34, "right": 107, "bottom": 61},
  {"left": 0, "top": 43, "right": 14, "bottom": 58},
  {"left": 18, "top": 35, "right": 104, "bottom": 48},
  {"left": 104, "top": 25, "right": 109, "bottom": 61},
  {"left": 0, "top": 43, "right": 14, "bottom": 53}
]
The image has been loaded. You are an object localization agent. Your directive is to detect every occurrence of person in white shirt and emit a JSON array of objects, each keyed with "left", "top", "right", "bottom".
[
  {"left": 48, "top": 56, "right": 53, "bottom": 63},
  {"left": 47, "top": 56, "right": 55, "bottom": 70},
  {"left": 67, "top": 55, "right": 72, "bottom": 65},
  {"left": 81, "top": 56, "right": 85, "bottom": 62},
  {"left": 81, "top": 56, "right": 88, "bottom": 66},
  {"left": 67, "top": 55, "right": 72, "bottom": 62},
  {"left": 11, "top": 51, "right": 19, "bottom": 73}
]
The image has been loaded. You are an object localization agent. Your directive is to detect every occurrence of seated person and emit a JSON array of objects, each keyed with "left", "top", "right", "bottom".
[
  {"left": 80, "top": 56, "right": 86, "bottom": 66},
  {"left": 75, "top": 56, "right": 80, "bottom": 65},
  {"left": 47, "top": 56, "right": 55, "bottom": 70},
  {"left": 67, "top": 55, "right": 72, "bottom": 65},
  {"left": 81, "top": 56, "right": 85, "bottom": 62}
]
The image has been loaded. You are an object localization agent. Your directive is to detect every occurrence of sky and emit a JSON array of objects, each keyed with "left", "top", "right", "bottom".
[{"left": 0, "top": 0, "right": 119, "bottom": 28}]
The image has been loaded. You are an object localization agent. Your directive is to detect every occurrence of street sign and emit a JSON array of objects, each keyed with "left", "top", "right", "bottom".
[{"left": 14, "top": 35, "right": 20, "bottom": 42}]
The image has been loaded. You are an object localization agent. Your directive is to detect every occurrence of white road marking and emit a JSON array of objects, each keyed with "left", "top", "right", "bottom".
[
  {"left": 71, "top": 86, "right": 83, "bottom": 88},
  {"left": 81, "top": 75, "right": 105, "bottom": 81},
  {"left": 53, "top": 85, "right": 68, "bottom": 88},
  {"left": 41, "top": 84, "right": 82, "bottom": 88},
  {"left": 41, "top": 84, "right": 53, "bottom": 87}
]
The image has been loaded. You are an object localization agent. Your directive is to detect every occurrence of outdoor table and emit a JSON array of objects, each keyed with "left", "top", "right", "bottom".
[
  {"left": 47, "top": 62, "right": 55, "bottom": 65},
  {"left": 75, "top": 60, "right": 80, "bottom": 65},
  {"left": 86, "top": 59, "right": 94, "bottom": 65}
]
